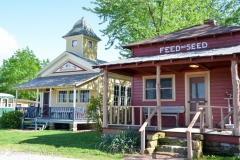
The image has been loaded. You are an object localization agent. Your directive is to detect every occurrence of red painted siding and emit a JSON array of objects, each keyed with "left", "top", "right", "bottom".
[
  {"left": 210, "top": 69, "right": 233, "bottom": 126},
  {"left": 131, "top": 68, "right": 238, "bottom": 128},
  {"left": 132, "top": 73, "right": 185, "bottom": 126},
  {"left": 132, "top": 32, "right": 240, "bottom": 57}
]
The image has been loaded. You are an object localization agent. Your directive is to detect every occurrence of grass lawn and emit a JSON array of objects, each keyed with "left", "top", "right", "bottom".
[{"left": 0, "top": 129, "right": 128, "bottom": 160}]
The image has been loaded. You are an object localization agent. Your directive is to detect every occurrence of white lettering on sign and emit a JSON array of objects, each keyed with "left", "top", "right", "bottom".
[{"left": 159, "top": 42, "right": 208, "bottom": 53}]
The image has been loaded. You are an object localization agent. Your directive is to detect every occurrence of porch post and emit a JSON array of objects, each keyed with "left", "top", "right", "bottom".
[
  {"left": 73, "top": 86, "right": 76, "bottom": 120},
  {"left": 231, "top": 61, "right": 240, "bottom": 136},
  {"left": 15, "top": 90, "right": 18, "bottom": 108},
  {"left": 36, "top": 89, "right": 39, "bottom": 107},
  {"left": 40, "top": 91, "right": 43, "bottom": 113},
  {"left": 156, "top": 65, "right": 162, "bottom": 130},
  {"left": 103, "top": 69, "right": 108, "bottom": 128},
  {"left": 49, "top": 88, "right": 52, "bottom": 107}
]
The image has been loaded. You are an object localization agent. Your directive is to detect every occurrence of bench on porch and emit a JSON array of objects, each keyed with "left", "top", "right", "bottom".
[{"left": 143, "top": 106, "right": 185, "bottom": 127}]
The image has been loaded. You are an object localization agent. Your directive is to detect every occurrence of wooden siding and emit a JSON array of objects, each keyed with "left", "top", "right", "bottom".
[
  {"left": 132, "top": 68, "right": 238, "bottom": 127},
  {"left": 132, "top": 73, "right": 185, "bottom": 126},
  {"left": 132, "top": 32, "right": 240, "bottom": 57},
  {"left": 210, "top": 69, "right": 233, "bottom": 126}
]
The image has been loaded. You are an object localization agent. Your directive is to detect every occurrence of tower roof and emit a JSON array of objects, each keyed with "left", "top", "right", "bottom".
[{"left": 62, "top": 17, "right": 101, "bottom": 41}]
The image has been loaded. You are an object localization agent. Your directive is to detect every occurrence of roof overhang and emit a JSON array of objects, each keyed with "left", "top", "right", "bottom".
[
  {"left": 94, "top": 45, "right": 240, "bottom": 70},
  {"left": 14, "top": 73, "right": 102, "bottom": 90}
]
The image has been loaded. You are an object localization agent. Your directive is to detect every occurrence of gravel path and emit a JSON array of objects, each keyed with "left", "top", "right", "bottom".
[{"left": 0, "top": 150, "right": 77, "bottom": 160}]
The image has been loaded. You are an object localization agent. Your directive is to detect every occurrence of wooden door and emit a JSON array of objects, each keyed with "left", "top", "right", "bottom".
[{"left": 186, "top": 72, "right": 210, "bottom": 126}]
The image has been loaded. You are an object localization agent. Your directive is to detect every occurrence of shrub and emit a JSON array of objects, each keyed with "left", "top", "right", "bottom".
[
  {"left": 86, "top": 94, "right": 103, "bottom": 133},
  {"left": 0, "top": 110, "right": 23, "bottom": 129},
  {"left": 98, "top": 129, "right": 140, "bottom": 154}
]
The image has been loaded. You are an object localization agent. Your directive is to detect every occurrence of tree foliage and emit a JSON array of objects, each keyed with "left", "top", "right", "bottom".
[
  {"left": 86, "top": 94, "right": 103, "bottom": 133},
  {"left": 84, "top": 0, "right": 240, "bottom": 57},
  {"left": 0, "top": 47, "right": 49, "bottom": 100}
]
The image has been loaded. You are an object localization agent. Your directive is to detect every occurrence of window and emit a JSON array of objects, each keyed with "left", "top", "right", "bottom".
[
  {"left": 127, "top": 87, "right": 131, "bottom": 105},
  {"left": 113, "top": 84, "right": 131, "bottom": 106},
  {"left": 69, "top": 91, "right": 78, "bottom": 103},
  {"left": 59, "top": 91, "right": 67, "bottom": 103},
  {"left": 113, "top": 85, "right": 120, "bottom": 106},
  {"left": 88, "top": 41, "right": 93, "bottom": 48},
  {"left": 80, "top": 90, "right": 90, "bottom": 103},
  {"left": 143, "top": 75, "right": 175, "bottom": 101}
]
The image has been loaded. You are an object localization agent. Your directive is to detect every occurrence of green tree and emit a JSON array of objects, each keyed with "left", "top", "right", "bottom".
[
  {"left": 0, "top": 47, "right": 49, "bottom": 100},
  {"left": 84, "top": 0, "right": 240, "bottom": 57},
  {"left": 86, "top": 94, "right": 103, "bottom": 133}
]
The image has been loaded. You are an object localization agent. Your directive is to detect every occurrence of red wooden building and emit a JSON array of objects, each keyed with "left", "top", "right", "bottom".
[{"left": 94, "top": 20, "right": 240, "bottom": 158}]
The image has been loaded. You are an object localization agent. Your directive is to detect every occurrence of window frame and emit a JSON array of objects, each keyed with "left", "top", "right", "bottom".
[
  {"left": 58, "top": 90, "right": 68, "bottom": 103},
  {"left": 113, "top": 84, "right": 131, "bottom": 106},
  {"left": 88, "top": 41, "right": 93, "bottom": 48},
  {"left": 80, "top": 90, "right": 90, "bottom": 103},
  {"left": 56, "top": 89, "right": 90, "bottom": 104},
  {"left": 142, "top": 74, "right": 175, "bottom": 101}
]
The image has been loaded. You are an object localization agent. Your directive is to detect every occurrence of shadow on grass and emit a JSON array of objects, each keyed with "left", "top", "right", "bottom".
[{"left": 19, "top": 131, "right": 101, "bottom": 150}]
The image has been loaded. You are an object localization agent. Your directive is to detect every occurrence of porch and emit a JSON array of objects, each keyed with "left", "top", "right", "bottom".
[{"left": 16, "top": 106, "right": 88, "bottom": 130}]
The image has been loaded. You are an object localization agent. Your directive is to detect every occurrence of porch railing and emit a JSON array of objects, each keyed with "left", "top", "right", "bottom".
[
  {"left": 186, "top": 104, "right": 234, "bottom": 159},
  {"left": 16, "top": 106, "right": 39, "bottom": 118},
  {"left": 107, "top": 106, "right": 156, "bottom": 127},
  {"left": 49, "top": 107, "right": 87, "bottom": 120}
]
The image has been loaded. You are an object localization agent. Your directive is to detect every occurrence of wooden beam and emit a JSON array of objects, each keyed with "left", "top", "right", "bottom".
[
  {"left": 103, "top": 70, "right": 108, "bottom": 128},
  {"left": 196, "top": 63, "right": 211, "bottom": 70},
  {"left": 231, "top": 61, "right": 240, "bottom": 136},
  {"left": 156, "top": 66, "right": 162, "bottom": 130}
]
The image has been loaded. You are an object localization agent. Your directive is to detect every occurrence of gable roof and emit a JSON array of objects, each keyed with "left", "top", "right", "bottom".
[
  {"left": 67, "top": 51, "right": 107, "bottom": 65},
  {"left": 37, "top": 51, "right": 107, "bottom": 76},
  {"left": 62, "top": 17, "right": 101, "bottom": 41},
  {"left": 123, "top": 24, "right": 240, "bottom": 48},
  {"left": 14, "top": 72, "right": 102, "bottom": 89},
  {"left": 94, "top": 45, "right": 240, "bottom": 67}
]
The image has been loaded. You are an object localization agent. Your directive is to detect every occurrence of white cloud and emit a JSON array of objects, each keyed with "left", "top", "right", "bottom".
[{"left": 0, "top": 28, "right": 18, "bottom": 65}]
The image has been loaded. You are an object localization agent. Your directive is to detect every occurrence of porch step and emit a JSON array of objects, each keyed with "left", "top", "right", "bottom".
[
  {"left": 158, "top": 137, "right": 187, "bottom": 146},
  {"left": 155, "top": 145, "right": 187, "bottom": 157},
  {"left": 145, "top": 133, "right": 203, "bottom": 159},
  {"left": 155, "top": 151, "right": 186, "bottom": 158},
  {"left": 26, "top": 122, "right": 49, "bottom": 130}
]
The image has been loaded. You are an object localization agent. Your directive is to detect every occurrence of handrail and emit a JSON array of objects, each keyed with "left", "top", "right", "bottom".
[
  {"left": 21, "top": 107, "right": 38, "bottom": 129},
  {"left": 139, "top": 107, "right": 157, "bottom": 154},
  {"left": 186, "top": 107, "right": 203, "bottom": 159},
  {"left": 39, "top": 107, "right": 49, "bottom": 118}
]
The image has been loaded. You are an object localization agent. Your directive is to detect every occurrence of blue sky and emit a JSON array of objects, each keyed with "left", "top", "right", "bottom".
[{"left": 0, "top": 0, "right": 121, "bottom": 66}]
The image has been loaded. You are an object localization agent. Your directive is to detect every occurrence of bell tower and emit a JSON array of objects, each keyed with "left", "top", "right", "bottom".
[{"left": 62, "top": 17, "right": 101, "bottom": 60}]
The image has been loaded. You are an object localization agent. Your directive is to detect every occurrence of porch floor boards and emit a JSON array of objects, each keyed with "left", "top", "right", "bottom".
[
  {"left": 107, "top": 124, "right": 233, "bottom": 136},
  {"left": 25, "top": 117, "right": 90, "bottom": 124}
]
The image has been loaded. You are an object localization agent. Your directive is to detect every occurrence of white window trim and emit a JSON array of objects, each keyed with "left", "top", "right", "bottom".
[
  {"left": 142, "top": 74, "right": 176, "bottom": 102},
  {"left": 79, "top": 90, "right": 90, "bottom": 104},
  {"left": 88, "top": 41, "right": 93, "bottom": 48},
  {"left": 56, "top": 89, "right": 91, "bottom": 104},
  {"left": 113, "top": 84, "right": 131, "bottom": 106}
]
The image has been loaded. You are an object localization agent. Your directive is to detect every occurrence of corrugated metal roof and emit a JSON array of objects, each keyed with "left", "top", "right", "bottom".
[
  {"left": 14, "top": 72, "right": 102, "bottom": 89},
  {"left": 62, "top": 17, "right": 101, "bottom": 41},
  {"left": 96, "top": 45, "right": 240, "bottom": 67},
  {"left": 123, "top": 25, "right": 240, "bottom": 48}
]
